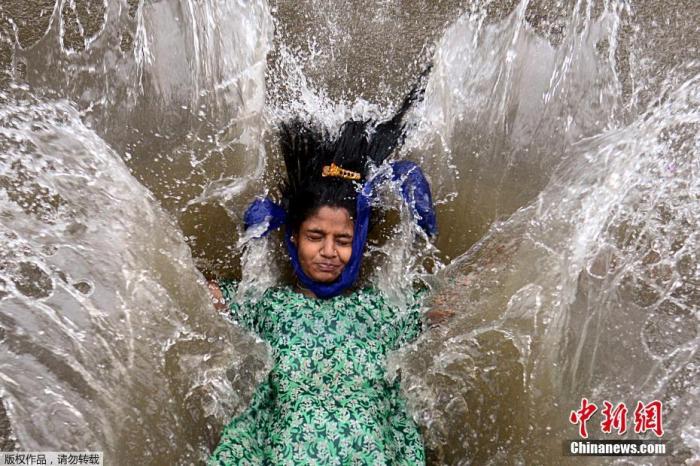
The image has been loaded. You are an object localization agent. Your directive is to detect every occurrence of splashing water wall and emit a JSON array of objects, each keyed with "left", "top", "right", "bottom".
[{"left": 0, "top": 0, "right": 698, "bottom": 464}]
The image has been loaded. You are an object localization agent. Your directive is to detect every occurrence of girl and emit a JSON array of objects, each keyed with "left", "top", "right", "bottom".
[{"left": 208, "top": 71, "right": 450, "bottom": 465}]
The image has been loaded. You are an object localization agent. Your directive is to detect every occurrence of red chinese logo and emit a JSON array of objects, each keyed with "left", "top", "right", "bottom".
[
  {"left": 570, "top": 399, "right": 664, "bottom": 438},
  {"left": 569, "top": 398, "right": 598, "bottom": 438},
  {"left": 633, "top": 400, "right": 664, "bottom": 437},
  {"left": 601, "top": 401, "right": 628, "bottom": 435}
]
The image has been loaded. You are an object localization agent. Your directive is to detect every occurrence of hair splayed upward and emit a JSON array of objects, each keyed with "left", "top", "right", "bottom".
[{"left": 278, "top": 65, "right": 432, "bottom": 233}]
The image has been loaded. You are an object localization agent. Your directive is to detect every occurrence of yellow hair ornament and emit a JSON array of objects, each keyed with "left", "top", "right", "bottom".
[{"left": 321, "top": 162, "right": 361, "bottom": 180}]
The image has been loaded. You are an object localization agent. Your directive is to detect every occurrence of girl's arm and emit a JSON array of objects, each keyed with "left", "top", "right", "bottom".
[
  {"left": 207, "top": 280, "right": 227, "bottom": 311},
  {"left": 425, "top": 307, "right": 455, "bottom": 328},
  {"left": 207, "top": 279, "right": 263, "bottom": 337},
  {"left": 423, "top": 291, "right": 456, "bottom": 328}
]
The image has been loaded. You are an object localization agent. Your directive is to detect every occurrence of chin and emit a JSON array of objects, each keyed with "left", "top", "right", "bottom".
[{"left": 312, "top": 276, "right": 340, "bottom": 283}]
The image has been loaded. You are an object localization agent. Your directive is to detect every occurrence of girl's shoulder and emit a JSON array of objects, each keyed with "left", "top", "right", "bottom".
[{"left": 355, "top": 285, "right": 429, "bottom": 350}]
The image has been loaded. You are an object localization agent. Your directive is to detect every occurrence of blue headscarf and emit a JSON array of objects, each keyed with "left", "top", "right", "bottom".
[{"left": 243, "top": 160, "right": 437, "bottom": 299}]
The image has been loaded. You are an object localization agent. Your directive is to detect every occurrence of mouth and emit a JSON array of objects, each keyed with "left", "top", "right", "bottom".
[{"left": 315, "top": 263, "right": 339, "bottom": 273}]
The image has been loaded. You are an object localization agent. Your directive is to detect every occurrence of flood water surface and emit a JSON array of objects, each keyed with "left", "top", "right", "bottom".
[{"left": 0, "top": 0, "right": 698, "bottom": 464}]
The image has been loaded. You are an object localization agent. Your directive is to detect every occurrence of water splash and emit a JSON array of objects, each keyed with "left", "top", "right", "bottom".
[
  {"left": 396, "top": 67, "right": 699, "bottom": 466},
  {"left": 0, "top": 0, "right": 697, "bottom": 464},
  {"left": 0, "top": 85, "right": 271, "bottom": 463}
]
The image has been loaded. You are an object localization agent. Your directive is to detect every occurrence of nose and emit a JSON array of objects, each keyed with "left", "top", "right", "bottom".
[{"left": 320, "top": 237, "right": 337, "bottom": 258}]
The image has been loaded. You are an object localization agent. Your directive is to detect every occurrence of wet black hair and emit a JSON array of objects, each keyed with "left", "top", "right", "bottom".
[{"left": 278, "top": 65, "right": 432, "bottom": 234}]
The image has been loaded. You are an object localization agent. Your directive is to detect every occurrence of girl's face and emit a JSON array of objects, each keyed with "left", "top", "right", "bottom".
[{"left": 291, "top": 205, "right": 354, "bottom": 283}]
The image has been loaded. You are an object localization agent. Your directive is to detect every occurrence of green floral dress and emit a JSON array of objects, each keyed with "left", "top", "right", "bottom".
[{"left": 208, "top": 280, "right": 427, "bottom": 465}]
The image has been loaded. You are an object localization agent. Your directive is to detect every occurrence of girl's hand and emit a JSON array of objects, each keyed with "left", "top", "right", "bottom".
[
  {"left": 208, "top": 280, "right": 227, "bottom": 311},
  {"left": 425, "top": 308, "right": 455, "bottom": 328}
]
